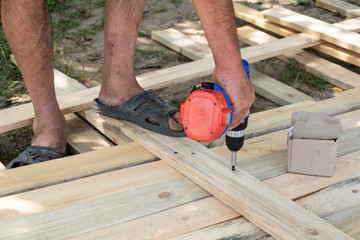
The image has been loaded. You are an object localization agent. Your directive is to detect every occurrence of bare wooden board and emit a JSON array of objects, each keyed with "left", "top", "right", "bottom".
[
  {"left": 0, "top": 161, "right": 182, "bottom": 222},
  {"left": 168, "top": 176, "right": 360, "bottom": 240},
  {"left": 316, "top": 0, "right": 360, "bottom": 18},
  {"left": 313, "top": 41, "right": 360, "bottom": 67},
  {"left": 65, "top": 113, "right": 113, "bottom": 154},
  {"left": 0, "top": 31, "right": 325, "bottom": 134},
  {"left": 0, "top": 143, "right": 157, "bottom": 197},
  {"left": 250, "top": 69, "right": 313, "bottom": 105},
  {"left": 233, "top": 3, "right": 360, "bottom": 67},
  {"left": 0, "top": 173, "right": 209, "bottom": 239},
  {"left": 237, "top": 26, "right": 360, "bottom": 90},
  {"left": 263, "top": 6, "right": 360, "bottom": 53},
  {"left": 0, "top": 162, "right": 4, "bottom": 171},
  {"left": 2, "top": 117, "right": 359, "bottom": 239},
  {"left": 247, "top": 87, "right": 360, "bottom": 137},
  {"left": 152, "top": 28, "right": 313, "bottom": 105},
  {"left": 240, "top": 128, "right": 360, "bottom": 180},
  {"left": 151, "top": 28, "right": 212, "bottom": 60},
  {"left": 80, "top": 109, "right": 133, "bottom": 145},
  {"left": 213, "top": 109, "right": 360, "bottom": 161},
  {"left": 102, "top": 118, "right": 352, "bottom": 239},
  {"left": 0, "top": 86, "right": 99, "bottom": 134},
  {"left": 70, "top": 197, "right": 240, "bottom": 240}
]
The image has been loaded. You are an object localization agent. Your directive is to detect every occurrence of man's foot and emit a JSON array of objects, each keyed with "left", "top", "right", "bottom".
[
  {"left": 6, "top": 146, "right": 67, "bottom": 169},
  {"left": 31, "top": 109, "right": 67, "bottom": 153},
  {"left": 98, "top": 81, "right": 184, "bottom": 135},
  {"left": 95, "top": 89, "right": 185, "bottom": 137}
]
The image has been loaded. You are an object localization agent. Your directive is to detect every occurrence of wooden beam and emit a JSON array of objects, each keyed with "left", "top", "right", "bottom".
[
  {"left": 0, "top": 143, "right": 157, "bottom": 197},
  {"left": 0, "top": 31, "right": 326, "bottom": 134},
  {"left": 213, "top": 109, "right": 360, "bottom": 162},
  {"left": 246, "top": 87, "right": 360, "bottom": 137},
  {"left": 0, "top": 162, "right": 4, "bottom": 171},
  {"left": 151, "top": 28, "right": 212, "bottom": 60},
  {"left": 236, "top": 26, "right": 360, "bottom": 90},
  {"left": 152, "top": 28, "right": 313, "bottom": 105},
  {"left": 95, "top": 119, "right": 352, "bottom": 239},
  {"left": 233, "top": 3, "right": 360, "bottom": 67},
  {"left": 263, "top": 6, "right": 360, "bottom": 53},
  {"left": 168, "top": 176, "right": 360, "bottom": 240},
  {"left": 316, "top": 0, "right": 360, "bottom": 18}
]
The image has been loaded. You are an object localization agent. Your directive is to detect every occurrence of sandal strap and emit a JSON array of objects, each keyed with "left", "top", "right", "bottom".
[{"left": 6, "top": 146, "right": 66, "bottom": 169}]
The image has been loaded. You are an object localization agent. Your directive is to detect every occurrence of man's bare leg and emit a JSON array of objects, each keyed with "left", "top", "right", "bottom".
[
  {"left": 192, "top": 0, "right": 255, "bottom": 128},
  {"left": 98, "top": 0, "right": 183, "bottom": 132},
  {"left": 1, "top": 0, "right": 66, "bottom": 152}
]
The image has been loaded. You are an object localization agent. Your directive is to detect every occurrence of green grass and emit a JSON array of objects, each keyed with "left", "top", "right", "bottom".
[
  {"left": 76, "top": 22, "right": 99, "bottom": 40},
  {"left": 0, "top": 26, "right": 26, "bottom": 106},
  {"left": 284, "top": 59, "right": 329, "bottom": 90},
  {"left": 170, "top": 0, "right": 182, "bottom": 6},
  {"left": 155, "top": 7, "right": 167, "bottom": 13}
]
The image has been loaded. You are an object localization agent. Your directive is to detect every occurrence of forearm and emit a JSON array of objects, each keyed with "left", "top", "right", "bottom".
[{"left": 192, "top": 0, "right": 242, "bottom": 71}]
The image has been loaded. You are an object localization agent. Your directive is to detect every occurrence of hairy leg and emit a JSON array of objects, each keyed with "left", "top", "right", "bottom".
[
  {"left": 192, "top": 0, "right": 255, "bottom": 128},
  {"left": 99, "top": 0, "right": 183, "bottom": 132},
  {"left": 1, "top": 0, "right": 66, "bottom": 152}
]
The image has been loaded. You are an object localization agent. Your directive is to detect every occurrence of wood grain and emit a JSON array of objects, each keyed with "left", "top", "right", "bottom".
[
  {"left": 237, "top": 26, "right": 360, "bottom": 90},
  {"left": 152, "top": 28, "right": 314, "bottom": 105},
  {"left": 263, "top": 6, "right": 360, "bottom": 53},
  {"left": 233, "top": 3, "right": 360, "bottom": 67},
  {"left": 103, "top": 118, "right": 352, "bottom": 239},
  {"left": 0, "top": 143, "right": 157, "bottom": 197},
  {"left": 316, "top": 0, "right": 360, "bottom": 18}
]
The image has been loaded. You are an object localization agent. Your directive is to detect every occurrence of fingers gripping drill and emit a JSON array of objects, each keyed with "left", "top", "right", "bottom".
[{"left": 180, "top": 60, "right": 250, "bottom": 171}]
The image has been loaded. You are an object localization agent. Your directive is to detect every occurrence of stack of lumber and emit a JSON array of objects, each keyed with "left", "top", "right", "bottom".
[{"left": 0, "top": 2, "right": 360, "bottom": 239}]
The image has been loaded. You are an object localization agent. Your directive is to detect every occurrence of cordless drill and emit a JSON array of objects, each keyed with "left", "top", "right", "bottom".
[{"left": 180, "top": 60, "right": 250, "bottom": 171}]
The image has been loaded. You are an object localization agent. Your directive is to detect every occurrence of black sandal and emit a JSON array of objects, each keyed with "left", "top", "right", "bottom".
[
  {"left": 93, "top": 90, "right": 186, "bottom": 137},
  {"left": 6, "top": 146, "right": 67, "bottom": 169}
]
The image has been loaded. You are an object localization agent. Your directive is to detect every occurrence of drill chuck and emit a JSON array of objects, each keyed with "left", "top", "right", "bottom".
[{"left": 226, "top": 116, "right": 248, "bottom": 170}]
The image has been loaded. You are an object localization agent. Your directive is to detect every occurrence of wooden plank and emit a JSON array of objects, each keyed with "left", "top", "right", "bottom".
[
  {"left": 233, "top": 3, "right": 360, "bottom": 67},
  {"left": 263, "top": 6, "right": 360, "bottom": 53},
  {"left": 213, "top": 108, "right": 360, "bottom": 161},
  {"left": 246, "top": 87, "right": 360, "bottom": 137},
  {"left": 240, "top": 127, "right": 360, "bottom": 180},
  {"left": 70, "top": 197, "right": 240, "bottom": 240},
  {"left": 152, "top": 28, "right": 313, "bottom": 105},
  {"left": 65, "top": 114, "right": 114, "bottom": 154},
  {"left": 168, "top": 177, "right": 360, "bottom": 240},
  {"left": 2, "top": 116, "right": 360, "bottom": 239},
  {"left": 0, "top": 143, "right": 157, "bottom": 197},
  {"left": 316, "top": 0, "right": 360, "bottom": 18},
  {"left": 0, "top": 174, "right": 209, "bottom": 239},
  {"left": 0, "top": 31, "right": 325, "bottom": 134},
  {"left": 325, "top": 206, "right": 360, "bottom": 239},
  {"left": 0, "top": 86, "right": 99, "bottom": 134},
  {"left": 151, "top": 28, "right": 212, "bottom": 60},
  {"left": 80, "top": 109, "right": 133, "bottom": 145},
  {"left": 76, "top": 150, "right": 360, "bottom": 240},
  {"left": 250, "top": 69, "right": 313, "bottom": 105},
  {"left": 100, "top": 119, "right": 352, "bottom": 239},
  {"left": 0, "top": 161, "right": 185, "bottom": 223},
  {"left": 237, "top": 26, "right": 360, "bottom": 90},
  {"left": 312, "top": 41, "right": 360, "bottom": 67},
  {"left": 0, "top": 163, "right": 4, "bottom": 171}
]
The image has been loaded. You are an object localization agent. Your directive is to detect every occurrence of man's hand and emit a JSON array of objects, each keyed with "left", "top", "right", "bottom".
[
  {"left": 212, "top": 64, "right": 255, "bottom": 128},
  {"left": 192, "top": 0, "right": 255, "bottom": 128}
]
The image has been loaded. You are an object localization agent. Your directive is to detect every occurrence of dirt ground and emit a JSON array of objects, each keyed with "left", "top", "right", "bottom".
[
  {"left": 1, "top": 0, "right": 359, "bottom": 165},
  {"left": 55, "top": 0, "right": 346, "bottom": 108}
]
